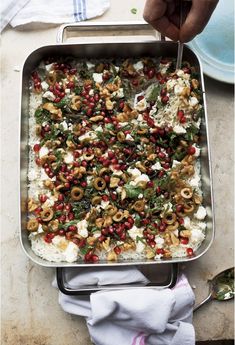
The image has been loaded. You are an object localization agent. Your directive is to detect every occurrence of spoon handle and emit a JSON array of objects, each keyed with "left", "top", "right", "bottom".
[{"left": 193, "top": 292, "right": 213, "bottom": 312}]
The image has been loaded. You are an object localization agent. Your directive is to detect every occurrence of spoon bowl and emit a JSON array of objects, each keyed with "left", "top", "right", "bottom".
[{"left": 193, "top": 267, "right": 234, "bottom": 312}]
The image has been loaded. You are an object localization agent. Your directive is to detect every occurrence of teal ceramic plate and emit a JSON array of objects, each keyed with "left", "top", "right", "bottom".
[{"left": 188, "top": 0, "right": 234, "bottom": 84}]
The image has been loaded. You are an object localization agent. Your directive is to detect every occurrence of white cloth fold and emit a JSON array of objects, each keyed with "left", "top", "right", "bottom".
[
  {"left": 1, "top": 0, "right": 110, "bottom": 32},
  {"left": 53, "top": 267, "right": 195, "bottom": 345}
]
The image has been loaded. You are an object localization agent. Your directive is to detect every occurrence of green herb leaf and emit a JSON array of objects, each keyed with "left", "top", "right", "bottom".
[
  {"left": 124, "top": 184, "right": 143, "bottom": 199},
  {"left": 131, "top": 8, "right": 137, "bottom": 14}
]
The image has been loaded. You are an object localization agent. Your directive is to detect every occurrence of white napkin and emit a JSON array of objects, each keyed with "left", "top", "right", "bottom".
[
  {"left": 53, "top": 267, "right": 195, "bottom": 345},
  {"left": 1, "top": 0, "right": 110, "bottom": 32}
]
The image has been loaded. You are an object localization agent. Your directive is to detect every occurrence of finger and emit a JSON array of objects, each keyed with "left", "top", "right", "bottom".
[
  {"left": 143, "top": 0, "right": 180, "bottom": 41},
  {"left": 179, "top": 0, "right": 219, "bottom": 42}
]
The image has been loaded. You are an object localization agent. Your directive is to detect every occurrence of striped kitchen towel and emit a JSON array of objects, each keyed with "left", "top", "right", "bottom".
[{"left": 1, "top": 0, "right": 110, "bottom": 32}]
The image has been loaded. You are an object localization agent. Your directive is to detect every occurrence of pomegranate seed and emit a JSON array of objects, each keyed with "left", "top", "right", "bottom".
[
  {"left": 180, "top": 116, "right": 187, "bottom": 124},
  {"left": 177, "top": 110, "right": 184, "bottom": 119},
  {"left": 180, "top": 237, "right": 189, "bottom": 245},
  {"left": 187, "top": 146, "right": 196, "bottom": 155},
  {"left": 127, "top": 217, "right": 134, "bottom": 226},
  {"left": 149, "top": 240, "right": 156, "bottom": 248},
  {"left": 120, "top": 233, "right": 126, "bottom": 241},
  {"left": 147, "top": 68, "right": 155, "bottom": 79},
  {"left": 160, "top": 88, "right": 167, "bottom": 97},
  {"left": 80, "top": 181, "right": 87, "bottom": 188},
  {"left": 186, "top": 248, "right": 194, "bottom": 256},
  {"left": 64, "top": 182, "right": 70, "bottom": 189},
  {"left": 179, "top": 218, "right": 184, "bottom": 225},
  {"left": 132, "top": 79, "right": 139, "bottom": 86},
  {"left": 59, "top": 215, "right": 66, "bottom": 223},
  {"left": 102, "top": 195, "right": 109, "bottom": 201},
  {"left": 156, "top": 186, "right": 161, "bottom": 194},
  {"left": 58, "top": 229, "right": 66, "bottom": 236},
  {"left": 176, "top": 204, "right": 183, "bottom": 212},
  {"left": 161, "top": 95, "right": 169, "bottom": 104},
  {"left": 147, "top": 118, "right": 155, "bottom": 127},
  {"left": 110, "top": 193, "right": 117, "bottom": 201},
  {"left": 114, "top": 246, "right": 121, "bottom": 255},
  {"left": 102, "top": 159, "right": 110, "bottom": 167},
  {"left": 91, "top": 255, "right": 99, "bottom": 263},
  {"left": 84, "top": 251, "right": 93, "bottom": 262},
  {"left": 98, "top": 235, "right": 106, "bottom": 242},
  {"left": 67, "top": 81, "right": 75, "bottom": 88},
  {"left": 33, "top": 143, "right": 40, "bottom": 152},
  {"left": 39, "top": 194, "right": 48, "bottom": 203},
  {"left": 162, "top": 163, "right": 170, "bottom": 169},
  {"left": 101, "top": 228, "right": 109, "bottom": 236},
  {"left": 58, "top": 194, "right": 64, "bottom": 202},
  {"left": 55, "top": 203, "right": 64, "bottom": 211},
  {"left": 81, "top": 160, "right": 88, "bottom": 167},
  {"left": 44, "top": 236, "right": 52, "bottom": 243},
  {"left": 54, "top": 97, "right": 61, "bottom": 103},
  {"left": 65, "top": 204, "right": 72, "bottom": 211},
  {"left": 156, "top": 248, "right": 164, "bottom": 255},
  {"left": 68, "top": 225, "right": 77, "bottom": 232},
  {"left": 159, "top": 223, "right": 166, "bottom": 232},
  {"left": 104, "top": 175, "right": 110, "bottom": 183},
  {"left": 158, "top": 152, "right": 166, "bottom": 159},
  {"left": 113, "top": 164, "right": 121, "bottom": 170},
  {"left": 68, "top": 212, "right": 75, "bottom": 220}
]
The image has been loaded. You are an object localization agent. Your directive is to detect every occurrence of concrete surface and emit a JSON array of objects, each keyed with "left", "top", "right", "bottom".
[{"left": 1, "top": 0, "right": 234, "bottom": 344}]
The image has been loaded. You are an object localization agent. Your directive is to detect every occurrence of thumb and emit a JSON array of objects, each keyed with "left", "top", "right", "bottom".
[{"left": 179, "top": 0, "right": 219, "bottom": 42}]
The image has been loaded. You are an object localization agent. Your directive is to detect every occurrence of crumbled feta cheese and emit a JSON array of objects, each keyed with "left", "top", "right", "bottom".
[
  {"left": 39, "top": 146, "right": 49, "bottom": 158},
  {"left": 89, "top": 89, "right": 94, "bottom": 96},
  {"left": 40, "top": 168, "right": 50, "bottom": 181},
  {"left": 77, "top": 220, "right": 89, "bottom": 238},
  {"left": 183, "top": 216, "right": 191, "bottom": 229},
  {"left": 133, "top": 61, "right": 144, "bottom": 71},
  {"left": 190, "top": 229, "right": 205, "bottom": 245},
  {"left": 100, "top": 200, "right": 109, "bottom": 209},
  {"left": 135, "top": 98, "right": 147, "bottom": 112},
  {"left": 129, "top": 171, "right": 150, "bottom": 186},
  {"left": 112, "top": 88, "right": 124, "bottom": 99},
  {"left": 173, "top": 125, "right": 186, "bottom": 134},
  {"left": 138, "top": 193, "right": 143, "bottom": 199},
  {"left": 192, "top": 145, "right": 200, "bottom": 157},
  {"left": 64, "top": 151, "right": 74, "bottom": 164},
  {"left": 86, "top": 62, "right": 95, "bottom": 70},
  {"left": 37, "top": 224, "right": 44, "bottom": 234},
  {"left": 162, "top": 202, "right": 173, "bottom": 213},
  {"left": 65, "top": 88, "right": 70, "bottom": 94},
  {"left": 137, "top": 114, "right": 144, "bottom": 122},
  {"left": 64, "top": 242, "right": 78, "bottom": 263},
  {"left": 45, "top": 63, "right": 53, "bottom": 71},
  {"left": 43, "top": 91, "right": 56, "bottom": 101},
  {"left": 172, "top": 160, "right": 181, "bottom": 169},
  {"left": 95, "top": 126, "right": 103, "bottom": 132},
  {"left": 176, "top": 70, "right": 185, "bottom": 77},
  {"left": 155, "top": 236, "right": 164, "bottom": 248},
  {"left": 151, "top": 162, "right": 162, "bottom": 170},
  {"left": 189, "top": 97, "right": 199, "bottom": 107},
  {"left": 93, "top": 73, "right": 103, "bottom": 83},
  {"left": 136, "top": 241, "right": 145, "bottom": 253},
  {"left": 79, "top": 131, "right": 97, "bottom": 141},
  {"left": 128, "top": 226, "right": 144, "bottom": 240},
  {"left": 41, "top": 81, "right": 49, "bottom": 91},
  {"left": 127, "top": 168, "right": 141, "bottom": 178},
  {"left": 126, "top": 134, "right": 134, "bottom": 141},
  {"left": 174, "top": 84, "right": 184, "bottom": 96},
  {"left": 166, "top": 78, "right": 177, "bottom": 91},
  {"left": 194, "top": 206, "right": 207, "bottom": 220},
  {"left": 61, "top": 120, "right": 68, "bottom": 130}
]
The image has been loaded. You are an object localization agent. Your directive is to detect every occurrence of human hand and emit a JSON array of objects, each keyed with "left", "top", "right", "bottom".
[{"left": 143, "top": 0, "right": 219, "bottom": 42}]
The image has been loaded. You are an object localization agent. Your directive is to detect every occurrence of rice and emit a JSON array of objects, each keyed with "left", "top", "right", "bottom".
[{"left": 27, "top": 57, "right": 207, "bottom": 263}]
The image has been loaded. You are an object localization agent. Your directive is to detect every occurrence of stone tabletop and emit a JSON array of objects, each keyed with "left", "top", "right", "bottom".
[{"left": 1, "top": 0, "right": 234, "bottom": 344}]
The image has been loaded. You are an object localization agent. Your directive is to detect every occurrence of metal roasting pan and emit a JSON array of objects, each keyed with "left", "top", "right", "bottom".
[{"left": 19, "top": 22, "right": 215, "bottom": 294}]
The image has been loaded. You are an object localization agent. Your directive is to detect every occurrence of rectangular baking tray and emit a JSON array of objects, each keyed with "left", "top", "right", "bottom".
[{"left": 19, "top": 22, "right": 214, "bottom": 268}]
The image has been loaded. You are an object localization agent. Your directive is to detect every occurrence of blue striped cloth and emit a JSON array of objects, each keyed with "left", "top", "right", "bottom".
[{"left": 1, "top": 0, "right": 110, "bottom": 31}]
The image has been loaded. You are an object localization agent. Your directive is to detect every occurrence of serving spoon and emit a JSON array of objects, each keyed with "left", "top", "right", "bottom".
[{"left": 193, "top": 267, "right": 234, "bottom": 312}]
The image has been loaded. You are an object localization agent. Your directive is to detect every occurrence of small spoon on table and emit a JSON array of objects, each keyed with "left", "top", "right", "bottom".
[{"left": 193, "top": 267, "right": 234, "bottom": 312}]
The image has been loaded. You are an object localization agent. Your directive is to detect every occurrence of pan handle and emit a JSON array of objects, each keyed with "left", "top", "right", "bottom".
[
  {"left": 56, "top": 263, "right": 179, "bottom": 295},
  {"left": 56, "top": 21, "right": 163, "bottom": 44}
]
